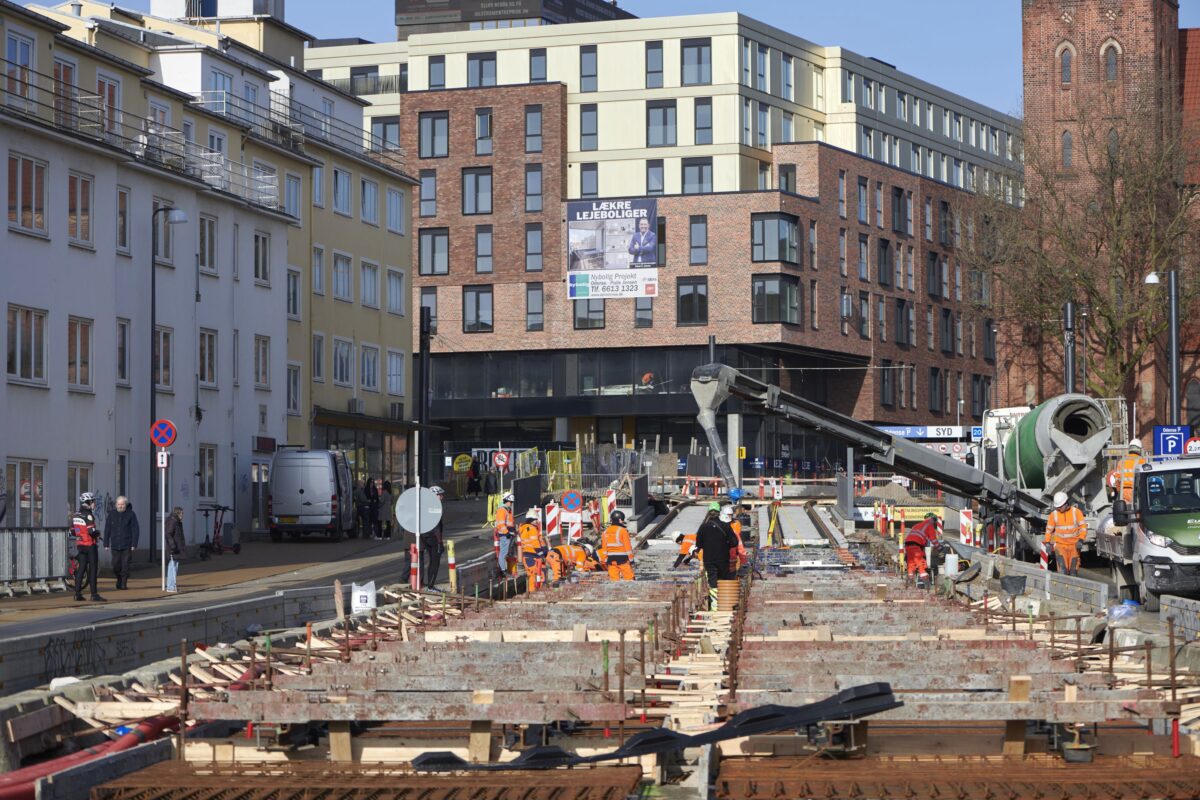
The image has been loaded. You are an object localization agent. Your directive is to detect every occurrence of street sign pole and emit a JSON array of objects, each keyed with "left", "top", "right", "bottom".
[
  {"left": 159, "top": 448, "right": 167, "bottom": 591},
  {"left": 415, "top": 432, "right": 421, "bottom": 590}
]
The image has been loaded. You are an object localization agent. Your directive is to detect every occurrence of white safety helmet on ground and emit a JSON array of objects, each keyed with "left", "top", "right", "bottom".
[
  {"left": 1053, "top": 491, "right": 1070, "bottom": 510},
  {"left": 502, "top": 492, "right": 514, "bottom": 503},
  {"left": 430, "top": 485, "right": 445, "bottom": 497},
  {"left": 718, "top": 505, "right": 734, "bottom": 523},
  {"left": 1129, "top": 438, "right": 1143, "bottom": 452}
]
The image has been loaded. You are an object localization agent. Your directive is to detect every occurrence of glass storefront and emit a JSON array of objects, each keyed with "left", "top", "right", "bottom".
[{"left": 311, "top": 425, "right": 410, "bottom": 488}]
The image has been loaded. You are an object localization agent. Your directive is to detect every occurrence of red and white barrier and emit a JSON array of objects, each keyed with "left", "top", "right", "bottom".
[
  {"left": 545, "top": 502, "right": 560, "bottom": 541},
  {"left": 409, "top": 544, "right": 420, "bottom": 589},
  {"left": 1039, "top": 541, "right": 1049, "bottom": 571},
  {"left": 604, "top": 489, "right": 617, "bottom": 523},
  {"left": 564, "top": 512, "right": 583, "bottom": 541},
  {"left": 959, "top": 509, "right": 974, "bottom": 547}
]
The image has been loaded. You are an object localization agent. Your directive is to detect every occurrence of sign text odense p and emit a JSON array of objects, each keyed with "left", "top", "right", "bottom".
[{"left": 567, "top": 198, "right": 658, "bottom": 299}]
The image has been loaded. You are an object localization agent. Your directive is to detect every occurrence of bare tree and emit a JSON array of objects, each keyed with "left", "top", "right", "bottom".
[{"left": 963, "top": 81, "right": 1200, "bottom": 408}]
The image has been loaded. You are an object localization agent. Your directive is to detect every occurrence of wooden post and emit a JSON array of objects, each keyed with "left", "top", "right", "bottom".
[
  {"left": 468, "top": 720, "right": 492, "bottom": 764},
  {"left": 1003, "top": 675, "right": 1032, "bottom": 756},
  {"left": 329, "top": 721, "right": 354, "bottom": 762}
]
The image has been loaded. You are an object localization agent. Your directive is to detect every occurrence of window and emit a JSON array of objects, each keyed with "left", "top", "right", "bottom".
[
  {"left": 694, "top": 98, "right": 713, "bottom": 145},
  {"left": 280, "top": 174, "right": 301, "bottom": 221},
  {"left": 286, "top": 365, "right": 300, "bottom": 414},
  {"left": 254, "top": 335, "right": 270, "bottom": 388},
  {"left": 429, "top": 56, "right": 445, "bottom": 89},
  {"left": 371, "top": 116, "right": 400, "bottom": 149},
  {"left": 878, "top": 238, "right": 892, "bottom": 286},
  {"left": 682, "top": 158, "right": 712, "bottom": 194},
  {"left": 858, "top": 234, "right": 869, "bottom": 280},
  {"left": 253, "top": 231, "right": 270, "bottom": 283},
  {"left": 530, "top": 48, "right": 547, "bottom": 82},
  {"left": 742, "top": 98, "right": 752, "bottom": 145},
  {"left": 8, "top": 306, "right": 46, "bottom": 383},
  {"left": 646, "top": 160, "right": 664, "bottom": 195},
  {"left": 526, "top": 282, "right": 544, "bottom": 331},
  {"left": 333, "top": 168, "right": 352, "bottom": 215},
  {"left": 858, "top": 292, "right": 870, "bottom": 339},
  {"left": 7, "top": 154, "right": 46, "bottom": 235},
  {"left": 647, "top": 100, "right": 676, "bottom": 147},
  {"left": 462, "top": 168, "right": 493, "bottom": 215},
  {"left": 525, "top": 165, "right": 543, "bottom": 211},
  {"left": 312, "top": 166, "right": 324, "bottom": 207},
  {"left": 656, "top": 216, "right": 667, "bottom": 265},
  {"left": 880, "top": 359, "right": 896, "bottom": 406},
  {"left": 62, "top": 316, "right": 92, "bottom": 389},
  {"left": 677, "top": 277, "right": 708, "bottom": 325},
  {"left": 474, "top": 225, "right": 493, "bottom": 273},
  {"left": 983, "top": 318, "right": 997, "bottom": 361},
  {"left": 782, "top": 54, "right": 794, "bottom": 101},
  {"left": 418, "top": 112, "right": 449, "bottom": 158},
  {"left": 153, "top": 326, "right": 173, "bottom": 390},
  {"left": 682, "top": 38, "right": 712, "bottom": 85},
  {"left": 752, "top": 275, "right": 800, "bottom": 324},
  {"left": 525, "top": 105, "right": 543, "bottom": 152},
  {"left": 287, "top": 270, "right": 301, "bottom": 318},
  {"left": 814, "top": 67, "right": 825, "bottom": 110},
  {"left": 782, "top": 112, "right": 793, "bottom": 143},
  {"left": 6, "top": 32, "right": 34, "bottom": 108},
  {"left": 877, "top": 296, "right": 887, "bottom": 341},
  {"left": 874, "top": 182, "right": 883, "bottom": 228},
  {"left": 580, "top": 45, "right": 597, "bottom": 92},
  {"left": 4, "top": 457, "right": 45, "bottom": 527},
  {"left": 66, "top": 172, "right": 93, "bottom": 245},
  {"left": 115, "top": 186, "right": 130, "bottom": 254},
  {"left": 580, "top": 104, "right": 598, "bottom": 150},
  {"left": 232, "top": 329, "right": 239, "bottom": 385},
  {"left": 581, "top": 163, "right": 598, "bottom": 198},
  {"left": 929, "top": 367, "right": 943, "bottom": 412},
  {"left": 421, "top": 288, "right": 438, "bottom": 334},
  {"left": 387, "top": 350, "right": 406, "bottom": 396},
  {"left": 1061, "top": 130, "right": 1073, "bottom": 168},
  {"left": 689, "top": 216, "right": 708, "bottom": 264},
  {"left": 475, "top": 108, "right": 493, "bottom": 155},
  {"left": 312, "top": 331, "right": 326, "bottom": 381},
  {"left": 939, "top": 308, "right": 953, "bottom": 354},
  {"left": 96, "top": 74, "right": 120, "bottom": 133},
  {"left": 905, "top": 191, "right": 914, "bottom": 236},
  {"left": 333, "top": 339, "right": 353, "bottom": 386},
  {"left": 646, "top": 41, "right": 663, "bottom": 88},
  {"left": 333, "top": 253, "right": 352, "bottom": 299},
  {"left": 526, "top": 223, "right": 543, "bottom": 271},
  {"left": 894, "top": 299, "right": 908, "bottom": 345},
  {"left": 468, "top": 52, "right": 497, "bottom": 87},
  {"left": 635, "top": 297, "right": 653, "bottom": 328},
  {"left": 838, "top": 229, "right": 847, "bottom": 275},
  {"left": 751, "top": 214, "right": 799, "bottom": 263},
  {"left": 743, "top": 38, "right": 753, "bottom": 86},
  {"left": 198, "top": 328, "right": 217, "bottom": 387},
  {"left": 360, "top": 261, "right": 379, "bottom": 307},
  {"left": 419, "top": 170, "right": 437, "bottom": 217},
  {"left": 361, "top": 179, "right": 379, "bottom": 224},
  {"left": 837, "top": 171, "right": 846, "bottom": 218},
  {"left": 756, "top": 102, "right": 769, "bottom": 148},
  {"left": 380, "top": 268, "right": 404, "bottom": 317},
  {"left": 1105, "top": 45, "right": 1119, "bottom": 82},
  {"left": 574, "top": 298, "right": 605, "bottom": 329},
  {"left": 857, "top": 177, "right": 868, "bottom": 223},
  {"left": 463, "top": 285, "right": 494, "bottom": 333},
  {"left": 755, "top": 42, "right": 768, "bottom": 91},
  {"left": 955, "top": 313, "right": 964, "bottom": 355},
  {"left": 116, "top": 318, "right": 130, "bottom": 385},
  {"left": 419, "top": 229, "right": 449, "bottom": 276},
  {"left": 360, "top": 346, "right": 379, "bottom": 392},
  {"left": 311, "top": 246, "right": 326, "bottom": 295},
  {"left": 924, "top": 197, "right": 932, "bottom": 241},
  {"left": 780, "top": 164, "right": 796, "bottom": 194},
  {"left": 66, "top": 464, "right": 91, "bottom": 516},
  {"left": 1060, "top": 47, "right": 1072, "bottom": 84},
  {"left": 809, "top": 279, "right": 819, "bottom": 329},
  {"left": 387, "top": 188, "right": 406, "bottom": 234}
]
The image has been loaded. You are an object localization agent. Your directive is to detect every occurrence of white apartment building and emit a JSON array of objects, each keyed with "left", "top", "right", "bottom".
[
  {"left": 306, "top": 13, "right": 1021, "bottom": 200},
  {"left": 1, "top": 0, "right": 291, "bottom": 546}
]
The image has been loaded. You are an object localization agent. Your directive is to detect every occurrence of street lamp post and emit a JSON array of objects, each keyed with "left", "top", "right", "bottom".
[
  {"left": 1145, "top": 270, "right": 1180, "bottom": 426},
  {"left": 149, "top": 206, "right": 188, "bottom": 560}
]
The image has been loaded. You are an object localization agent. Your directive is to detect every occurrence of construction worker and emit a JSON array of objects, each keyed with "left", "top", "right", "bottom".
[
  {"left": 1044, "top": 491, "right": 1087, "bottom": 576},
  {"left": 494, "top": 492, "right": 517, "bottom": 575},
  {"left": 904, "top": 512, "right": 941, "bottom": 588},
  {"left": 1117, "top": 439, "right": 1147, "bottom": 505},
  {"left": 580, "top": 542, "right": 603, "bottom": 572},
  {"left": 729, "top": 507, "right": 749, "bottom": 571},
  {"left": 546, "top": 542, "right": 573, "bottom": 582},
  {"left": 672, "top": 530, "right": 698, "bottom": 568},
  {"left": 696, "top": 505, "right": 738, "bottom": 608},
  {"left": 518, "top": 509, "right": 547, "bottom": 590},
  {"left": 600, "top": 510, "right": 635, "bottom": 581}
]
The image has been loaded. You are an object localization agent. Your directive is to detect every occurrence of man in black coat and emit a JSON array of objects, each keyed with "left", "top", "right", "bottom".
[
  {"left": 695, "top": 505, "right": 739, "bottom": 609},
  {"left": 104, "top": 495, "right": 139, "bottom": 590}
]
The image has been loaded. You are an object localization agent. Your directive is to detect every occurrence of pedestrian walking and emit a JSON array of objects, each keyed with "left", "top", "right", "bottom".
[
  {"left": 377, "top": 480, "right": 394, "bottom": 540},
  {"left": 165, "top": 506, "right": 186, "bottom": 591},
  {"left": 354, "top": 480, "right": 370, "bottom": 537},
  {"left": 103, "top": 495, "right": 139, "bottom": 590},
  {"left": 72, "top": 492, "right": 104, "bottom": 601},
  {"left": 367, "top": 480, "right": 381, "bottom": 539},
  {"left": 422, "top": 486, "right": 446, "bottom": 586}
]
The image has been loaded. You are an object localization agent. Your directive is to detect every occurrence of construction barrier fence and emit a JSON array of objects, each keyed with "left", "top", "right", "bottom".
[{"left": 0, "top": 528, "right": 73, "bottom": 595}]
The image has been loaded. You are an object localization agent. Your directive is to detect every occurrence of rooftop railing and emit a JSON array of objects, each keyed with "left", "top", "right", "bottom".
[{"left": 323, "top": 73, "right": 405, "bottom": 97}]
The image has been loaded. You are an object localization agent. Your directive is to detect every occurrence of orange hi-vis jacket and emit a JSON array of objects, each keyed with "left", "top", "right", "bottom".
[
  {"left": 518, "top": 522, "right": 544, "bottom": 554},
  {"left": 678, "top": 532, "right": 697, "bottom": 556},
  {"left": 1118, "top": 454, "right": 1147, "bottom": 503},
  {"left": 601, "top": 525, "right": 633, "bottom": 560},
  {"left": 1044, "top": 506, "right": 1087, "bottom": 549},
  {"left": 731, "top": 520, "right": 748, "bottom": 556},
  {"left": 495, "top": 505, "right": 515, "bottom": 536}
]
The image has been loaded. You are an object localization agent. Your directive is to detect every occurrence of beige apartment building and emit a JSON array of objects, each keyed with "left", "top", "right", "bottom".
[{"left": 37, "top": 0, "right": 418, "bottom": 489}]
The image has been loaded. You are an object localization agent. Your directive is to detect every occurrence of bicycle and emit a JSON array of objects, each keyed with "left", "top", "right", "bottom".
[{"left": 197, "top": 504, "right": 241, "bottom": 560}]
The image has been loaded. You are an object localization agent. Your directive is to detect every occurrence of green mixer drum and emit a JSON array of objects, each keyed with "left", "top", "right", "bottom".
[{"left": 1002, "top": 400, "right": 1054, "bottom": 490}]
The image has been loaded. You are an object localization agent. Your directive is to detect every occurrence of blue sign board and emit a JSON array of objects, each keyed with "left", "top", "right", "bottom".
[
  {"left": 749, "top": 457, "right": 765, "bottom": 469},
  {"left": 1153, "top": 425, "right": 1191, "bottom": 457},
  {"left": 971, "top": 425, "right": 984, "bottom": 443}
]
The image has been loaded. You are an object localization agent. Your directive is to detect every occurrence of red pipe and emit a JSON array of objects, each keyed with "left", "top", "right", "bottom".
[
  {"left": 1172, "top": 718, "right": 1181, "bottom": 758},
  {"left": 0, "top": 716, "right": 179, "bottom": 800}
]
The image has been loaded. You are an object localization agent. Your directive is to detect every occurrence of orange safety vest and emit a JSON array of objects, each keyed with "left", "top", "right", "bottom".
[
  {"left": 1044, "top": 506, "right": 1087, "bottom": 548},
  {"left": 1118, "top": 455, "right": 1146, "bottom": 503},
  {"left": 495, "top": 505, "right": 515, "bottom": 535},
  {"left": 678, "top": 532, "right": 697, "bottom": 555},
  {"left": 518, "top": 522, "right": 544, "bottom": 554},
  {"left": 601, "top": 525, "right": 633, "bottom": 559}
]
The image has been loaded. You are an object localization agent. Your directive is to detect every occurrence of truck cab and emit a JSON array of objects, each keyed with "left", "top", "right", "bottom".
[{"left": 1109, "top": 456, "right": 1200, "bottom": 610}]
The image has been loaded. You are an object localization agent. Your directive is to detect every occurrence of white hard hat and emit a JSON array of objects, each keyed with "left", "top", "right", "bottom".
[
  {"left": 718, "top": 505, "right": 734, "bottom": 523},
  {"left": 502, "top": 492, "right": 514, "bottom": 503},
  {"left": 430, "top": 485, "right": 445, "bottom": 496},
  {"left": 1053, "top": 491, "right": 1069, "bottom": 509},
  {"left": 583, "top": 543, "right": 596, "bottom": 555},
  {"left": 673, "top": 531, "right": 684, "bottom": 543},
  {"left": 1129, "top": 438, "right": 1143, "bottom": 452},
  {"left": 525, "top": 508, "right": 539, "bottom": 520}
]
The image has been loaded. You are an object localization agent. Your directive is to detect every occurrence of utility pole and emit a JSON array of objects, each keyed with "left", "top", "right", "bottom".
[
  {"left": 1063, "top": 301, "right": 1076, "bottom": 394},
  {"left": 417, "top": 306, "right": 433, "bottom": 485}
]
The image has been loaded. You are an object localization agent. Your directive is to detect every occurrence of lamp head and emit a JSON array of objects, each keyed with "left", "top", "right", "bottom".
[
  {"left": 166, "top": 209, "right": 189, "bottom": 225},
  {"left": 1145, "top": 272, "right": 1162, "bottom": 285}
]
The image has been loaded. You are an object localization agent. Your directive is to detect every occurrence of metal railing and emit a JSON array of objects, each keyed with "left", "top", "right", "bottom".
[
  {"left": 1, "top": 58, "right": 280, "bottom": 210},
  {"left": 323, "top": 73, "right": 405, "bottom": 96},
  {"left": 192, "top": 89, "right": 405, "bottom": 171},
  {"left": 0, "top": 528, "right": 72, "bottom": 595}
]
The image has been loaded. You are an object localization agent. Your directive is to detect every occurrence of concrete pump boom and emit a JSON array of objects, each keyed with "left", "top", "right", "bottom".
[{"left": 690, "top": 363, "right": 1047, "bottom": 519}]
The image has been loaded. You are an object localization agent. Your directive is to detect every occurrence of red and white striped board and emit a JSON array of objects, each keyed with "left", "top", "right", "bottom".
[
  {"left": 1039, "top": 541, "right": 1050, "bottom": 571},
  {"left": 561, "top": 511, "right": 583, "bottom": 541},
  {"left": 545, "top": 502, "right": 560, "bottom": 541},
  {"left": 603, "top": 489, "right": 617, "bottom": 524},
  {"left": 959, "top": 509, "right": 974, "bottom": 547}
]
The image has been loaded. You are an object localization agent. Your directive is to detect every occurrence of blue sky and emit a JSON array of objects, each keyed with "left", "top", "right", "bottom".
[{"left": 61, "top": 1, "right": 1200, "bottom": 115}]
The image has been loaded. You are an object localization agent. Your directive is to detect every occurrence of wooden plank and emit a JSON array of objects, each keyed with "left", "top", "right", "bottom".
[
  {"left": 71, "top": 701, "right": 179, "bottom": 723},
  {"left": 5, "top": 704, "right": 73, "bottom": 744},
  {"left": 329, "top": 720, "right": 353, "bottom": 762}
]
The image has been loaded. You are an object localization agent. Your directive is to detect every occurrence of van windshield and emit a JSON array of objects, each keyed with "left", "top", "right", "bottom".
[{"left": 1140, "top": 467, "right": 1200, "bottom": 515}]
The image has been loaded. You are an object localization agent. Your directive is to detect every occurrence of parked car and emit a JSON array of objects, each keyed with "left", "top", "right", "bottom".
[{"left": 267, "top": 448, "right": 355, "bottom": 542}]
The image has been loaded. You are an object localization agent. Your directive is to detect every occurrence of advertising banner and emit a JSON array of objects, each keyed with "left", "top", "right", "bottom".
[
  {"left": 567, "top": 199, "right": 658, "bottom": 271},
  {"left": 567, "top": 270, "right": 659, "bottom": 300}
]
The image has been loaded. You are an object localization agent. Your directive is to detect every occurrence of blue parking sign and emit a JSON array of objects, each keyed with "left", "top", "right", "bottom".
[{"left": 1154, "top": 426, "right": 1191, "bottom": 457}]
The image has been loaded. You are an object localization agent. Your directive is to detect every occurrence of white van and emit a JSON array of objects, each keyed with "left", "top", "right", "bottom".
[{"left": 267, "top": 448, "right": 355, "bottom": 542}]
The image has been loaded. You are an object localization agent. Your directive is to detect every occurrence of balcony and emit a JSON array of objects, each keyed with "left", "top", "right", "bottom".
[
  {"left": 2, "top": 58, "right": 280, "bottom": 211},
  {"left": 323, "top": 73, "right": 405, "bottom": 96},
  {"left": 192, "top": 89, "right": 404, "bottom": 172}
]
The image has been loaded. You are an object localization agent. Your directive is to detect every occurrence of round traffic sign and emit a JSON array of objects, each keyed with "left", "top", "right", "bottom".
[
  {"left": 938, "top": 444, "right": 949, "bottom": 454},
  {"left": 453, "top": 453, "right": 473, "bottom": 473},
  {"left": 1186, "top": 437, "right": 1200, "bottom": 456},
  {"left": 150, "top": 419, "right": 177, "bottom": 447},
  {"left": 492, "top": 451, "right": 509, "bottom": 469},
  {"left": 952, "top": 443, "right": 963, "bottom": 454},
  {"left": 395, "top": 487, "right": 443, "bottom": 535},
  {"left": 561, "top": 490, "right": 583, "bottom": 512}
]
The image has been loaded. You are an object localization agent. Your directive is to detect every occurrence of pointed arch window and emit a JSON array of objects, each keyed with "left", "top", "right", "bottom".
[
  {"left": 1061, "top": 48, "right": 1072, "bottom": 84},
  {"left": 1104, "top": 45, "right": 1119, "bottom": 82},
  {"left": 1062, "top": 130, "right": 1073, "bottom": 168}
]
